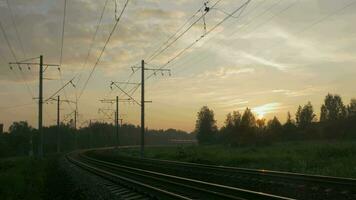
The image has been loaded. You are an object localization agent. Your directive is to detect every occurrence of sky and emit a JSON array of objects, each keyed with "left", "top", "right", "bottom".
[{"left": 0, "top": 0, "right": 355, "bottom": 132}]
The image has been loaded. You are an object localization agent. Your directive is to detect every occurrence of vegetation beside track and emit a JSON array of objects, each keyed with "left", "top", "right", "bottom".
[
  {"left": 0, "top": 155, "right": 83, "bottom": 200},
  {"left": 101, "top": 140, "right": 356, "bottom": 178}
]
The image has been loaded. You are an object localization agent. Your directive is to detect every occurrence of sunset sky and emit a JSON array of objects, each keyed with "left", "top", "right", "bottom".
[{"left": 1, "top": 0, "right": 355, "bottom": 132}]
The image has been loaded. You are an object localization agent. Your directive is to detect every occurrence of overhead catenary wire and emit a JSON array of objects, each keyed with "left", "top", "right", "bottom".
[
  {"left": 168, "top": 0, "right": 297, "bottom": 76},
  {"left": 145, "top": 0, "right": 251, "bottom": 81},
  {"left": 146, "top": 1, "right": 210, "bottom": 62},
  {"left": 78, "top": 0, "right": 130, "bottom": 100},
  {"left": 75, "top": 0, "right": 109, "bottom": 95},
  {"left": 0, "top": 19, "right": 36, "bottom": 99},
  {"left": 6, "top": 0, "right": 26, "bottom": 58},
  {"left": 57, "top": 0, "right": 74, "bottom": 110},
  {"left": 170, "top": 0, "right": 356, "bottom": 81},
  {"left": 146, "top": 0, "right": 223, "bottom": 64}
]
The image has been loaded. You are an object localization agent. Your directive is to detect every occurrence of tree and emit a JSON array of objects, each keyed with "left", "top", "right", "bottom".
[
  {"left": 241, "top": 108, "right": 256, "bottom": 128},
  {"left": 256, "top": 118, "right": 266, "bottom": 129},
  {"left": 347, "top": 99, "right": 356, "bottom": 117},
  {"left": 296, "top": 102, "right": 316, "bottom": 129},
  {"left": 267, "top": 116, "right": 282, "bottom": 131},
  {"left": 8, "top": 121, "right": 33, "bottom": 156},
  {"left": 195, "top": 106, "right": 218, "bottom": 144},
  {"left": 283, "top": 112, "right": 297, "bottom": 139},
  {"left": 320, "top": 94, "right": 346, "bottom": 121}
]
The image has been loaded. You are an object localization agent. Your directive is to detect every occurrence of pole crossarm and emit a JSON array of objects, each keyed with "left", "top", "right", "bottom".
[
  {"left": 46, "top": 97, "right": 76, "bottom": 104},
  {"left": 110, "top": 82, "right": 141, "bottom": 106},
  {"left": 99, "top": 98, "right": 132, "bottom": 103},
  {"left": 98, "top": 108, "right": 115, "bottom": 121},
  {"left": 132, "top": 66, "right": 171, "bottom": 76},
  {"left": 9, "top": 62, "right": 59, "bottom": 67},
  {"left": 44, "top": 78, "right": 76, "bottom": 103},
  {"left": 111, "top": 81, "right": 141, "bottom": 85}
]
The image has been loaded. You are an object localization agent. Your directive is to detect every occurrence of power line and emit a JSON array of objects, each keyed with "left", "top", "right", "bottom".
[
  {"left": 6, "top": 0, "right": 26, "bottom": 58},
  {"left": 0, "top": 19, "right": 36, "bottom": 99},
  {"left": 59, "top": 0, "right": 67, "bottom": 67},
  {"left": 78, "top": 0, "right": 130, "bottom": 100},
  {"left": 172, "top": 0, "right": 356, "bottom": 80},
  {"left": 75, "top": 0, "right": 109, "bottom": 94},
  {"left": 145, "top": 0, "right": 251, "bottom": 81},
  {"left": 57, "top": 0, "right": 73, "bottom": 110},
  {"left": 146, "top": 0, "right": 223, "bottom": 64},
  {"left": 146, "top": 1, "right": 210, "bottom": 62},
  {"left": 169, "top": 0, "right": 296, "bottom": 76}
]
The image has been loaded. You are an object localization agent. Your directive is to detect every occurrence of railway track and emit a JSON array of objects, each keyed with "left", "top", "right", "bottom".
[
  {"left": 87, "top": 150, "right": 356, "bottom": 200},
  {"left": 67, "top": 152, "right": 292, "bottom": 200}
]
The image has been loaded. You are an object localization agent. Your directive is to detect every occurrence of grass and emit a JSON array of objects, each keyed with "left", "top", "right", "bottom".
[
  {"left": 0, "top": 156, "right": 45, "bottom": 200},
  {"left": 0, "top": 155, "right": 83, "bottom": 200},
  {"left": 114, "top": 140, "right": 356, "bottom": 178}
]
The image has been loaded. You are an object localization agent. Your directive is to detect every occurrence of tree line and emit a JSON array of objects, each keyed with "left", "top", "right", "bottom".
[
  {"left": 0, "top": 121, "right": 193, "bottom": 158},
  {"left": 195, "top": 93, "right": 356, "bottom": 146}
]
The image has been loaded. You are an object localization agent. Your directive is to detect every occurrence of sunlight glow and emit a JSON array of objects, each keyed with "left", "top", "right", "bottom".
[{"left": 252, "top": 103, "right": 282, "bottom": 119}]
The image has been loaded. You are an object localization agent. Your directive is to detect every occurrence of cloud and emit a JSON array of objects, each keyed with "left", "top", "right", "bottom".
[
  {"left": 199, "top": 66, "right": 255, "bottom": 79},
  {"left": 242, "top": 53, "right": 289, "bottom": 71},
  {"left": 252, "top": 102, "right": 285, "bottom": 117}
]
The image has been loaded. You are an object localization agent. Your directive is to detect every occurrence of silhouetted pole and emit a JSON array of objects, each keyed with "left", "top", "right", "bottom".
[
  {"left": 9, "top": 55, "right": 60, "bottom": 157},
  {"left": 38, "top": 55, "right": 43, "bottom": 157},
  {"left": 140, "top": 59, "right": 145, "bottom": 158},
  {"left": 74, "top": 104, "right": 77, "bottom": 149},
  {"left": 115, "top": 95, "right": 119, "bottom": 149},
  {"left": 57, "top": 95, "right": 60, "bottom": 153}
]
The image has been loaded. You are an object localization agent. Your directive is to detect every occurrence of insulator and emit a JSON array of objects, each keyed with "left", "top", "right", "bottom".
[
  {"left": 18, "top": 66, "right": 22, "bottom": 71},
  {"left": 154, "top": 72, "right": 156, "bottom": 76},
  {"left": 161, "top": 72, "right": 164, "bottom": 76},
  {"left": 9, "top": 66, "right": 13, "bottom": 70},
  {"left": 27, "top": 64, "right": 31, "bottom": 70},
  {"left": 169, "top": 72, "right": 171, "bottom": 76}
]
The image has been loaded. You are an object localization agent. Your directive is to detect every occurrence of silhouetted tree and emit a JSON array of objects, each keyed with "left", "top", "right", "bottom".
[
  {"left": 296, "top": 102, "right": 316, "bottom": 129},
  {"left": 195, "top": 106, "right": 218, "bottom": 144},
  {"left": 347, "top": 99, "right": 356, "bottom": 118},
  {"left": 241, "top": 108, "right": 256, "bottom": 128},
  {"left": 320, "top": 94, "right": 346, "bottom": 121},
  {"left": 267, "top": 116, "right": 282, "bottom": 132},
  {"left": 256, "top": 118, "right": 266, "bottom": 129},
  {"left": 8, "top": 121, "right": 33, "bottom": 156},
  {"left": 283, "top": 112, "right": 297, "bottom": 138},
  {"left": 221, "top": 111, "right": 243, "bottom": 145}
]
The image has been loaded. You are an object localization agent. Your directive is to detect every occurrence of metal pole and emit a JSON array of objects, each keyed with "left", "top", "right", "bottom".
[
  {"left": 140, "top": 59, "right": 145, "bottom": 157},
  {"left": 38, "top": 55, "right": 43, "bottom": 157},
  {"left": 116, "top": 96, "right": 119, "bottom": 149},
  {"left": 57, "top": 95, "right": 60, "bottom": 153},
  {"left": 74, "top": 106, "right": 77, "bottom": 149}
]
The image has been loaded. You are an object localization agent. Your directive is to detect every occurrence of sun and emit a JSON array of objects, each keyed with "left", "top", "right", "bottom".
[{"left": 257, "top": 111, "right": 265, "bottom": 120}]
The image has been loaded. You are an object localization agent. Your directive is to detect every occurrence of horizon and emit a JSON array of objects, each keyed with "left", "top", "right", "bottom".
[{"left": 1, "top": 0, "right": 356, "bottom": 132}]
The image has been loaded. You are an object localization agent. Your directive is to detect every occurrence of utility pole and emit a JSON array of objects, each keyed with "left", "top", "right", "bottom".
[
  {"left": 140, "top": 60, "right": 145, "bottom": 157},
  {"left": 39, "top": 55, "right": 43, "bottom": 157},
  {"left": 99, "top": 97, "right": 132, "bottom": 149},
  {"left": 116, "top": 96, "right": 119, "bottom": 149},
  {"left": 131, "top": 60, "right": 170, "bottom": 157},
  {"left": 9, "top": 55, "right": 59, "bottom": 158},
  {"left": 57, "top": 95, "right": 60, "bottom": 153}
]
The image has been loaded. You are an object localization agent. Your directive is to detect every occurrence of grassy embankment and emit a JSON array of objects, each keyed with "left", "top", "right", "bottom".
[
  {"left": 0, "top": 155, "right": 81, "bottom": 200},
  {"left": 114, "top": 141, "right": 356, "bottom": 178}
]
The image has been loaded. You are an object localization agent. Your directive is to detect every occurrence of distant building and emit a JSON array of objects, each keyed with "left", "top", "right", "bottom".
[{"left": 0, "top": 123, "right": 3, "bottom": 134}]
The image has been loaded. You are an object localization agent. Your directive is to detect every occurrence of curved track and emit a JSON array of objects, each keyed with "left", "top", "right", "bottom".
[
  {"left": 67, "top": 151, "right": 292, "bottom": 200},
  {"left": 86, "top": 150, "right": 356, "bottom": 200}
]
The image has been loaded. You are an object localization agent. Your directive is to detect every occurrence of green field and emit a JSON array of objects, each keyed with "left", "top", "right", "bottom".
[
  {"left": 0, "top": 155, "right": 81, "bottom": 200},
  {"left": 0, "top": 157, "right": 46, "bottom": 200},
  {"left": 114, "top": 141, "right": 356, "bottom": 178}
]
